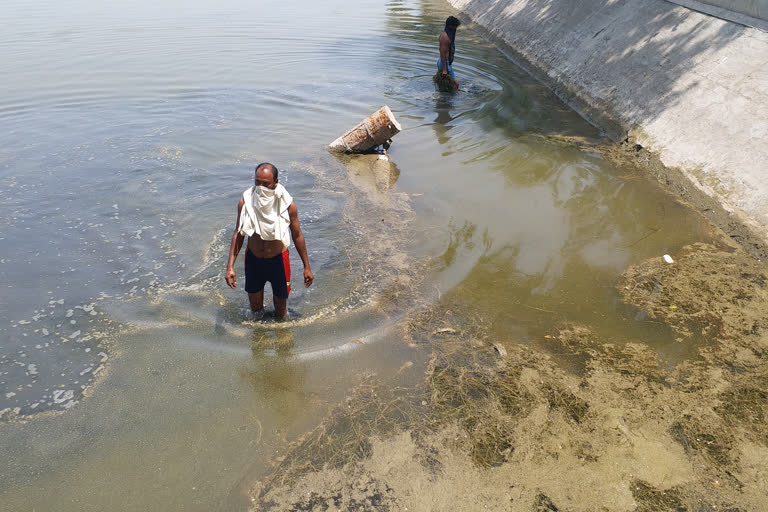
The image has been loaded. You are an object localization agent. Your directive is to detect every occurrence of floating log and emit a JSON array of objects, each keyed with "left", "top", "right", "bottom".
[{"left": 328, "top": 106, "right": 401, "bottom": 153}]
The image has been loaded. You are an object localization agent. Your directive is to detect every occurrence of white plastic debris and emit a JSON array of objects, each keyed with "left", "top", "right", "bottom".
[{"left": 663, "top": 254, "right": 674, "bottom": 264}]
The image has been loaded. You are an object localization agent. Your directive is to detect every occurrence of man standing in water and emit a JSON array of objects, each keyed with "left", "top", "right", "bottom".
[
  {"left": 225, "top": 163, "right": 313, "bottom": 320},
  {"left": 438, "top": 16, "right": 461, "bottom": 91}
]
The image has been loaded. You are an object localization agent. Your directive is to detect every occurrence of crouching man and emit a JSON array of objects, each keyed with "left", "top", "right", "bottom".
[{"left": 225, "top": 162, "right": 313, "bottom": 320}]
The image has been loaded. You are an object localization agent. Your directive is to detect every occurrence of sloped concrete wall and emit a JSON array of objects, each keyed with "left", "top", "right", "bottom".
[
  {"left": 667, "top": 0, "right": 768, "bottom": 30},
  {"left": 699, "top": 0, "right": 768, "bottom": 21},
  {"left": 448, "top": 0, "right": 768, "bottom": 241}
]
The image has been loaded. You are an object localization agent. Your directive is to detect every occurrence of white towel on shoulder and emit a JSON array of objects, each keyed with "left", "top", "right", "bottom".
[{"left": 238, "top": 184, "right": 293, "bottom": 250}]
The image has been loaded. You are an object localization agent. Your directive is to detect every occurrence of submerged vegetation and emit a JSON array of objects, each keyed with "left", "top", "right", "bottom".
[{"left": 250, "top": 239, "right": 768, "bottom": 511}]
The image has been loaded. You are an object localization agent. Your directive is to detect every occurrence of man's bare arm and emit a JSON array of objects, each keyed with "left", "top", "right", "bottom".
[
  {"left": 287, "top": 202, "right": 313, "bottom": 287},
  {"left": 439, "top": 32, "right": 451, "bottom": 74},
  {"left": 226, "top": 198, "right": 245, "bottom": 289}
]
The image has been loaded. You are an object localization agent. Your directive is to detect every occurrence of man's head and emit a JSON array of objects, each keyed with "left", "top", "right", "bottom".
[
  {"left": 255, "top": 162, "right": 279, "bottom": 189},
  {"left": 445, "top": 16, "right": 461, "bottom": 30}
]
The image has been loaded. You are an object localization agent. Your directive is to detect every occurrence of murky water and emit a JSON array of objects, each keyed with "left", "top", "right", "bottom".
[{"left": 0, "top": 0, "right": 718, "bottom": 510}]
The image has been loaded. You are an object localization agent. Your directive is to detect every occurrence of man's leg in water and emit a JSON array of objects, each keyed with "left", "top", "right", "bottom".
[
  {"left": 248, "top": 291, "right": 264, "bottom": 313},
  {"left": 273, "top": 296, "right": 287, "bottom": 320},
  {"left": 245, "top": 249, "right": 267, "bottom": 313}
]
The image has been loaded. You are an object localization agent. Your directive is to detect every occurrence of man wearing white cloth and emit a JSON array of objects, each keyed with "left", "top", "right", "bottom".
[{"left": 225, "top": 163, "right": 313, "bottom": 319}]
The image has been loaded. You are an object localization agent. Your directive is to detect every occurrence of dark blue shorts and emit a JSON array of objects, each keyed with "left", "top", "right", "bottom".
[{"left": 244, "top": 249, "right": 291, "bottom": 299}]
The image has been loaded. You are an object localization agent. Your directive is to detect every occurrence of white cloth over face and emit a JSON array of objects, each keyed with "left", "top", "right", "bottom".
[{"left": 238, "top": 184, "right": 293, "bottom": 250}]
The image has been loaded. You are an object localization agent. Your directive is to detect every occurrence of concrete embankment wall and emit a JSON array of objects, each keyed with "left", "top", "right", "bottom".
[{"left": 448, "top": 0, "right": 768, "bottom": 242}]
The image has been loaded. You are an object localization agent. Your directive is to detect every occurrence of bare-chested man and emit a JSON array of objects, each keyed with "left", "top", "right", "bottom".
[
  {"left": 225, "top": 163, "right": 313, "bottom": 320},
  {"left": 438, "top": 16, "right": 461, "bottom": 91}
]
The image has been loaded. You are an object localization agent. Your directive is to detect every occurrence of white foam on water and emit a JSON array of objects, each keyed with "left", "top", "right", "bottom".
[{"left": 52, "top": 389, "right": 74, "bottom": 404}]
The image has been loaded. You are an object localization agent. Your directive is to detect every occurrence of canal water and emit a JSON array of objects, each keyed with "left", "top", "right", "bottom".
[{"left": 0, "top": 0, "right": 717, "bottom": 510}]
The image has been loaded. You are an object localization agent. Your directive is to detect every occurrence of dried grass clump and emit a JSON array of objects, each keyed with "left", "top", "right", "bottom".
[
  {"left": 424, "top": 336, "right": 532, "bottom": 467},
  {"left": 467, "top": 421, "right": 514, "bottom": 467},
  {"left": 543, "top": 384, "right": 589, "bottom": 424},
  {"left": 631, "top": 480, "right": 687, "bottom": 512},
  {"left": 669, "top": 414, "right": 733, "bottom": 468},
  {"left": 433, "top": 72, "right": 455, "bottom": 92},
  {"left": 264, "top": 379, "right": 423, "bottom": 490},
  {"left": 716, "top": 384, "right": 768, "bottom": 446},
  {"left": 534, "top": 493, "right": 561, "bottom": 512}
]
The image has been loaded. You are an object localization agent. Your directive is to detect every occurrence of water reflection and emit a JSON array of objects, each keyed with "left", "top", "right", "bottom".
[
  {"left": 251, "top": 326, "right": 295, "bottom": 358},
  {"left": 433, "top": 95, "right": 455, "bottom": 145},
  {"left": 330, "top": 152, "right": 401, "bottom": 195},
  {"left": 241, "top": 327, "right": 308, "bottom": 424}
]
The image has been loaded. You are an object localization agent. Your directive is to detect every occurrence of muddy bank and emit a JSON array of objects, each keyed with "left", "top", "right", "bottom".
[{"left": 246, "top": 227, "right": 768, "bottom": 511}]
